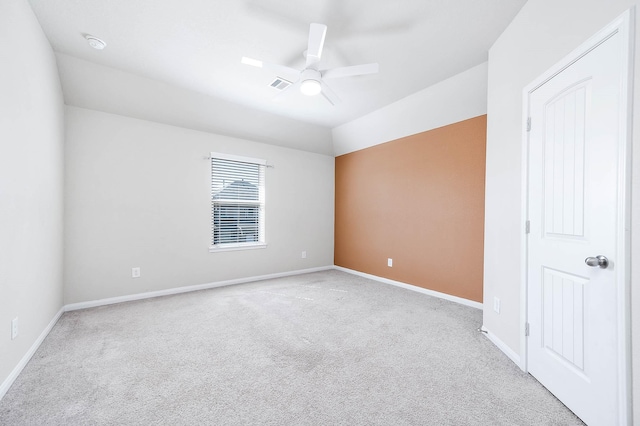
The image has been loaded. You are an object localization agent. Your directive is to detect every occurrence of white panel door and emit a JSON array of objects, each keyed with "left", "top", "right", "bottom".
[{"left": 527, "top": 27, "right": 627, "bottom": 426}]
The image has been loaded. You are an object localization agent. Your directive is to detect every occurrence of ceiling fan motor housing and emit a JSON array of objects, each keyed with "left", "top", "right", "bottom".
[{"left": 301, "top": 68, "right": 321, "bottom": 82}]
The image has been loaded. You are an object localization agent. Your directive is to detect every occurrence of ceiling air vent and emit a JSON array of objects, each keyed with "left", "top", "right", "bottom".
[{"left": 270, "top": 77, "right": 292, "bottom": 91}]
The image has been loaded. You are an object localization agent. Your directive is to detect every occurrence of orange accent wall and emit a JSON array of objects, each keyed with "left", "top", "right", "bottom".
[{"left": 335, "top": 115, "right": 487, "bottom": 302}]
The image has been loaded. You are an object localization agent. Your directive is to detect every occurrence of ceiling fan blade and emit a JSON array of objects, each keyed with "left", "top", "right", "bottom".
[
  {"left": 272, "top": 80, "right": 300, "bottom": 103},
  {"left": 320, "top": 80, "right": 341, "bottom": 106},
  {"left": 305, "top": 23, "right": 327, "bottom": 68},
  {"left": 241, "top": 56, "right": 300, "bottom": 80},
  {"left": 321, "top": 63, "right": 379, "bottom": 79}
]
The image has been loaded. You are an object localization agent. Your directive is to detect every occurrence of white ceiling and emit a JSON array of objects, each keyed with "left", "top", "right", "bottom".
[{"left": 29, "top": 0, "right": 526, "bottom": 150}]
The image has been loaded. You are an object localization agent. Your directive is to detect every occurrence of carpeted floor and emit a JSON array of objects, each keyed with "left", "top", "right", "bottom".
[{"left": 0, "top": 270, "right": 583, "bottom": 425}]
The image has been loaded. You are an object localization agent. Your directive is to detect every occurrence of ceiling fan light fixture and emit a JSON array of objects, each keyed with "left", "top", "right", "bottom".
[
  {"left": 240, "top": 23, "right": 377, "bottom": 105},
  {"left": 300, "top": 78, "right": 322, "bottom": 96}
]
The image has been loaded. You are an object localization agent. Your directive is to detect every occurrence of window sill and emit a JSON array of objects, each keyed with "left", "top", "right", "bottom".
[{"left": 209, "top": 243, "right": 267, "bottom": 253}]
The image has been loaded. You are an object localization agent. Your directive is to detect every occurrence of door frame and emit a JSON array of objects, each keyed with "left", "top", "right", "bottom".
[{"left": 519, "top": 9, "right": 634, "bottom": 424}]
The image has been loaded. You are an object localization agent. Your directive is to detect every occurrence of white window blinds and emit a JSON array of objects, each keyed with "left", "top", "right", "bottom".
[{"left": 210, "top": 153, "right": 266, "bottom": 249}]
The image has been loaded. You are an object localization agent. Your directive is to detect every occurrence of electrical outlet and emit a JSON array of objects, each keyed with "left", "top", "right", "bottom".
[
  {"left": 11, "top": 317, "right": 18, "bottom": 340},
  {"left": 132, "top": 267, "right": 141, "bottom": 278},
  {"left": 493, "top": 297, "right": 501, "bottom": 314},
  {"left": 301, "top": 251, "right": 307, "bottom": 259},
  {"left": 387, "top": 258, "right": 393, "bottom": 267}
]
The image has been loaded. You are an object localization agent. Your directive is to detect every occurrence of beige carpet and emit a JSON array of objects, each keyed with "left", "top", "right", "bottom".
[{"left": 0, "top": 270, "right": 583, "bottom": 425}]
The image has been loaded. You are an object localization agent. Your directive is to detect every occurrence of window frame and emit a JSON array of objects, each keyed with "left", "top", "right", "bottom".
[{"left": 209, "top": 152, "right": 267, "bottom": 252}]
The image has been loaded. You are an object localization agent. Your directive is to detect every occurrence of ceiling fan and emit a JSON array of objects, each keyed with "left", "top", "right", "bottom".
[{"left": 241, "top": 23, "right": 379, "bottom": 105}]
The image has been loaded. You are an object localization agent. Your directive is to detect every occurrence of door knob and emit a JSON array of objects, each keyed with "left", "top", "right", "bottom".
[{"left": 585, "top": 255, "right": 609, "bottom": 269}]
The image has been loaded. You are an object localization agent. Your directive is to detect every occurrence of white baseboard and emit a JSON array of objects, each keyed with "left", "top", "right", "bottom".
[
  {"left": 333, "top": 266, "right": 483, "bottom": 310},
  {"left": 64, "top": 266, "right": 334, "bottom": 312},
  {"left": 0, "top": 307, "right": 64, "bottom": 401},
  {"left": 479, "top": 325, "right": 522, "bottom": 368}
]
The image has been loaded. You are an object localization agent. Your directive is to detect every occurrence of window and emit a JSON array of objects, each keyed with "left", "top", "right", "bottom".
[{"left": 210, "top": 153, "right": 266, "bottom": 251}]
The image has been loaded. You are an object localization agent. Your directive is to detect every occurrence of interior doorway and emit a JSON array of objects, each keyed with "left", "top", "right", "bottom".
[{"left": 522, "top": 10, "right": 632, "bottom": 426}]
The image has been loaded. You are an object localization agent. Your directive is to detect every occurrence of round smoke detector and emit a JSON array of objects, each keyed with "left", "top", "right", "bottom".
[{"left": 85, "top": 35, "right": 106, "bottom": 50}]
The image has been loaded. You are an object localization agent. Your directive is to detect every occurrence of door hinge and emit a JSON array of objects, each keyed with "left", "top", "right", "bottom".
[
  {"left": 525, "top": 322, "right": 530, "bottom": 337},
  {"left": 525, "top": 220, "right": 530, "bottom": 234},
  {"left": 527, "top": 117, "right": 532, "bottom": 132}
]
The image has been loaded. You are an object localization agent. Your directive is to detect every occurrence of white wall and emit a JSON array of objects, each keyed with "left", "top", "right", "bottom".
[
  {"left": 483, "top": 0, "right": 640, "bottom": 417},
  {"left": 64, "top": 106, "right": 334, "bottom": 304},
  {"left": 0, "top": 0, "right": 65, "bottom": 395},
  {"left": 331, "top": 62, "right": 488, "bottom": 156}
]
